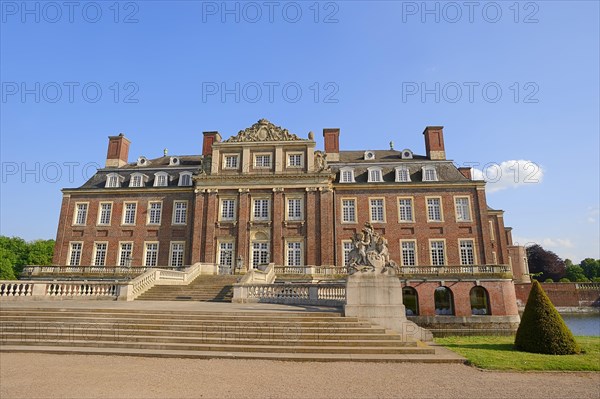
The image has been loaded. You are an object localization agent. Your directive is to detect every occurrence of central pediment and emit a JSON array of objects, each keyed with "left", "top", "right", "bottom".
[{"left": 224, "top": 119, "right": 307, "bottom": 143}]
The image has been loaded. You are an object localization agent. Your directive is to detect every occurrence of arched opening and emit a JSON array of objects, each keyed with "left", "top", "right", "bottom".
[
  {"left": 434, "top": 286, "right": 454, "bottom": 315},
  {"left": 402, "top": 287, "right": 419, "bottom": 316},
  {"left": 470, "top": 286, "right": 491, "bottom": 315}
]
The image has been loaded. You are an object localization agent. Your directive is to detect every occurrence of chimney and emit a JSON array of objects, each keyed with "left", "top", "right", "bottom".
[
  {"left": 202, "top": 131, "right": 221, "bottom": 157},
  {"left": 458, "top": 167, "right": 472, "bottom": 180},
  {"left": 323, "top": 128, "right": 340, "bottom": 161},
  {"left": 423, "top": 126, "right": 446, "bottom": 160},
  {"left": 105, "top": 133, "right": 131, "bottom": 168}
]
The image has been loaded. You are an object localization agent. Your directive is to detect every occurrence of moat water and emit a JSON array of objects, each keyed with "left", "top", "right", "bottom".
[{"left": 561, "top": 313, "right": 600, "bottom": 336}]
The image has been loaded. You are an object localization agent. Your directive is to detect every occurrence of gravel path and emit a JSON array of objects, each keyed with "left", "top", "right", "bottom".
[{"left": 1, "top": 353, "right": 598, "bottom": 399}]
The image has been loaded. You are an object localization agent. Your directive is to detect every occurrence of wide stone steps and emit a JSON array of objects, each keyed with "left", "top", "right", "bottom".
[
  {"left": 0, "top": 307, "right": 463, "bottom": 363},
  {"left": 136, "top": 275, "right": 238, "bottom": 302}
]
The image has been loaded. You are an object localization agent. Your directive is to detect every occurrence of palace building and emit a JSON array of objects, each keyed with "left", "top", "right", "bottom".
[{"left": 51, "top": 119, "right": 527, "bottom": 322}]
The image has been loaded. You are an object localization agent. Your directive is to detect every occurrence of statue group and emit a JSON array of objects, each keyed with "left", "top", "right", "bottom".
[{"left": 347, "top": 222, "right": 399, "bottom": 275}]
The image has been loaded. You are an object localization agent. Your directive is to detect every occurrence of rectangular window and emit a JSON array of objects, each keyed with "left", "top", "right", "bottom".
[
  {"left": 340, "top": 169, "right": 354, "bottom": 183},
  {"left": 369, "top": 199, "right": 385, "bottom": 223},
  {"left": 173, "top": 201, "right": 187, "bottom": 225},
  {"left": 123, "top": 203, "right": 137, "bottom": 225},
  {"left": 253, "top": 198, "right": 270, "bottom": 220},
  {"left": 220, "top": 199, "right": 236, "bottom": 221},
  {"left": 144, "top": 242, "right": 159, "bottom": 267},
  {"left": 401, "top": 241, "right": 416, "bottom": 266},
  {"left": 427, "top": 198, "right": 442, "bottom": 221},
  {"left": 68, "top": 242, "right": 83, "bottom": 266},
  {"left": 97, "top": 203, "right": 112, "bottom": 225},
  {"left": 342, "top": 199, "right": 356, "bottom": 223},
  {"left": 179, "top": 174, "right": 192, "bottom": 186},
  {"left": 287, "top": 153, "right": 302, "bottom": 167},
  {"left": 223, "top": 155, "right": 239, "bottom": 169},
  {"left": 93, "top": 242, "right": 107, "bottom": 266},
  {"left": 155, "top": 174, "right": 168, "bottom": 187},
  {"left": 398, "top": 198, "right": 414, "bottom": 222},
  {"left": 368, "top": 169, "right": 383, "bottom": 182},
  {"left": 286, "top": 241, "right": 303, "bottom": 267},
  {"left": 430, "top": 240, "right": 445, "bottom": 266},
  {"left": 287, "top": 198, "right": 302, "bottom": 220},
  {"left": 218, "top": 242, "right": 234, "bottom": 268},
  {"left": 455, "top": 197, "right": 472, "bottom": 222},
  {"left": 342, "top": 241, "right": 353, "bottom": 266},
  {"left": 423, "top": 167, "right": 438, "bottom": 182},
  {"left": 254, "top": 154, "right": 272, "bottom": 168},
  {"left": 396, "top": 168, "right": 410, "bottom": 182},
  {"left": 252, "top": 242, "right": 270, "bottom": 268},
  {"left": 130, "top": 174, "right": 143, "bottom": 188},
  {"left": 106, "top": 175, "right": 120, "bottom": 188},
  {"left": 73, "top": 203, "right": 88, "bottom": 225},
  {"left": 169, "top": 242, "right": 185, "bottom": 267},
  {"left": 118, "top": 243, "right": 133, "bottom": 267},
  {"left": 460, "top": 240, "right": 475, "bottom": 265},
  {"left": 148, "top": 202, "right": 162, "bottom": 225}
]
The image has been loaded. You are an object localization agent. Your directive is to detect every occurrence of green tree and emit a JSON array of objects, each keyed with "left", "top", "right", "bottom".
[
  {"left": 565, "top": 265, "right": 589, "bottom": 282},
  {"left": 0, "top": 249, "right": 17, "bottom": 280},
  {"left": 27, "top": 239, "right": 55, "bottom": 266},
  {"left": 514, "top": 280, "right": 580, "bottom": 355},
  {"left": 0, "top": 236, "right": 55, "bottom": 279},
  {"left": 0, "top": 236, "right": 28, "bottom": 275},
  {"left": 526, "top": 244, "right": 566, "bottom": 282},
  {"left": 580, "top": 258, "right": 600, "bottom": 280}
]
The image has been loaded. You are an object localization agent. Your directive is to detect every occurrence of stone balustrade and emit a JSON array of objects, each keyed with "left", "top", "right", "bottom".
[
  {"left": 21, "top": 265, "right": 184, "bottom": 279},
  {"left": 233, "top": 282, "right": 346, "bottom": 306},
  {"left": 0, "top": 281, "right": 119, "bottom": 299}
]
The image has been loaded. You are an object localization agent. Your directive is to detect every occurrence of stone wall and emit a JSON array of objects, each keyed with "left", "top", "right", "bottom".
[{"left": 514, "top": 282, "right": 600, "bottom": 308}]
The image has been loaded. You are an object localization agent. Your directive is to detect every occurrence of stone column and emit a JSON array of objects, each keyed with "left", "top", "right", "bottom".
[
  {"left": 203, "top": 190, "right": 218, "bottom": 264},
  {"left": 190, "top": 189, "right": 205, "bottom": 264},
  {"left": 236, "top": 189, "right": 250, "bottom": 271},
  {"left": 305, "top": 188, "right": 318, "bottom": 265}
]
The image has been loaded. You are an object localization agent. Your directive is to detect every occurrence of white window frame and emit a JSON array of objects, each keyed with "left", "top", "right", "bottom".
[
  {"left": 422, "top": 166, "right": 438, "bottom": 182},
  {"left": 73, "top": 202, "right": 89, "bottom": 226},
  {"left": 367, "top": 167, "right": 384, "bottom": 183},
  {"left": 459, "top": 239, "right": 476, "bottom": 266},
  {"left": 92, "top": 242, "right": 108, "bottom": 267},
  {"left": 341, "top": 198, "right": 357, "bottom": 224},
  {"left": 285, "top": 240, "right": 304, "bottom": 267},
  {"left": 395, "top": 166, "right": 411, "bottom": 182},
  {"left": 147, "top": 201, "right": 163, "bottom": 225},
  {"left": 129, "top": 173, "right": 147, "bottom": 188},
  {"left": 169, "top": 241, "right": 185, "bottom": 267},
  {"left": 286, "top": 197, "right": 303, "bottom": 221},
  {"left": 342, "top": 240, "right": 353, "bottom": 267},
  {"left": 178, "top": 172, "right": 193, "bottom": 187},
  {"left": 223, "top": 154, "right": 240, "bottom": 170},
  {"left": 217, "top": 241, "right": 235, "bottom": 269},
  {"left": 287, "top": 152, "right": 304, "bottom": 168},
  {"left": 454, "top": 196, "right": 472, "bottom": 222},
  {"left": 105, "top": 173, "right": 124, "bottom": 188},
  {"left": 251, "top": 241, "right": 270, "bottom": 268},
  {"left": 400, "top": 239, "right": 418, "bottom": 266},
  {"left": 67, "top": 242, "right": 83, "bottom": 266},
  {"left": 219, "top": 198, "right": 237, "bottom": 221},
  {"left": 97, "top": 202, "right": 113, "bottom": 226},
  {"left": 426, "top": 197, "right": 443, "bottom": 222},
  {"left": 397, "top": 197, "right": 414, "bottom": 223},
  {"left": 253, "top": 153, "right": 272, "bottom": 169},
  {"left": 339, "top": 167, "right": 355, "bottom": 183},
  {"left": 143, "top": 242, "right": 159, "bottom": 267},
  {"left": 429, "top": 239, "right": 446, "bottom": 266},
  {"left": 369, "top": 198, "right": 386, "bottom": 223},
  {"left": 252, "top": 198, "right": 270, "bottom": 221},
  {"left": 172, "top": 201, "right": 188, "bottom": 225},
  {"left": 154, "top": 172, "right": 169, "bottom": 187},
  {"left": 122, "top": 202, "right": 137, "bottom": 225},
  {"left": 118, "top": 242, "right": 134, "bottom": 267}
]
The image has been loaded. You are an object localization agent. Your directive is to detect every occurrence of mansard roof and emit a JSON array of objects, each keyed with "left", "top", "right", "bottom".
[
  {"left": 336, "top": 150, "right": 428, "bottom": 163},
  {"left": 331, "top": 161, "right": 471, "bottom": 183}
]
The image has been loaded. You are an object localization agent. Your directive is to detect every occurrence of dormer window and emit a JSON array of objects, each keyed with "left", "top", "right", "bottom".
[
  {"left": 169, "top": 157, "right": 180, "bottom": 166},
  {"left": 367, "top": 167, "right": 384, "bottom": 183},
  {"left": 395, "top": 167, "right": 411, "bottom": 182},
  {"left": 105, "top": 173, "right": 124, "bottom": 188},
  {"left": 401, "top": 149, "right": 413, "bottom": 159},
  {"left": 422, "top": 166, "right": 438, "bottom": 182},
  {"left": 364, "top": 151, "right": 375, "bottom": 160},
  {"left": 154, "top": 172, "right": 169, "bottom": 187},
  {"left": 137, "top": 156, "right": 148, "bottom": 166},
  {"left": 178, "top": 172, "right": 193, "bottom": 187},
  {"left": 129, "top": 173, "right": 148, "bottom": 188},
  {"left": 339, "top": 167, "right": 355, "bottom": 183}
]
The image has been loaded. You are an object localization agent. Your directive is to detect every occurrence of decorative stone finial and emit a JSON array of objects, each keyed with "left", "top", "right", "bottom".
[
  {"left": 389, "top": 141, "right": 394, "bottom": 150},
  {"left": 163, "top": 148, "right": 168, "bottom": 156},
  {"left": 308, "top": 131, "right": 314, "bottom": 140}
]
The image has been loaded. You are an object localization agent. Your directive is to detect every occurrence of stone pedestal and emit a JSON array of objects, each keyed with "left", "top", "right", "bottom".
[{"left": 344, "top": 272, "right": 433, "bottom": 341}]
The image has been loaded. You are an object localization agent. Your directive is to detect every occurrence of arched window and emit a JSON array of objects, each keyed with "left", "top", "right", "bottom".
[
  {"left": 470, "top": 286, "right": 491, "bottom": 315},
  {"left": 434, "top": 286, "right": 454, "bottom": 315},
  {"left": 403, "top": 287, "right": 419, "bottom": 316}
]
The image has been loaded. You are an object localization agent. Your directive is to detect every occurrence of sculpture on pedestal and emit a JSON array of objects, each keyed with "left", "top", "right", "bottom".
[{"left": 347, "top": 222, "right": 399, "bottom": 275}]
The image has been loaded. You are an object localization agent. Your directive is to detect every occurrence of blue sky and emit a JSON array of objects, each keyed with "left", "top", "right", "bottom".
[{"left": 1, "top": 1, "right": 598, "bottom": 262}]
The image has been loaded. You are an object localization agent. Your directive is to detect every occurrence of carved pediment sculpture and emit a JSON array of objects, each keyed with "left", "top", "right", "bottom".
[
  {"left": 347, "top": 222, "right": 399, "bottom": 275},
  {"left": 224, "top": 119, "right": 307, "bottom": 143}
]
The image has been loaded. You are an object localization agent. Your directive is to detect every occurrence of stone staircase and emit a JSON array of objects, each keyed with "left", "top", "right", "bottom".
[
  {"left": 0, "top": 307, "right": 464, "bottom": 362},
  {"left": 136, "top": 275, "right": 239, "bottom": 302}
]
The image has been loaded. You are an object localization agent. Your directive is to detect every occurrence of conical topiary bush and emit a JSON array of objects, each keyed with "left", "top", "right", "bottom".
[{"left": 514, "top": 280, "right": 580, "bottom": 355}]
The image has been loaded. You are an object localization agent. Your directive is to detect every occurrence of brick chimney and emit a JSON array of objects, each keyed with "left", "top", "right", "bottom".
[
  {"left": 202, "top": 131, "right": 221, "bottom": 157},
  {"left": 105, "top": 133, "right": 131, "bottom": 168},
  {"left": 423, "top": 126, "right": 446, "bottom": 160},
  {"left": 323, "top": 128, "right": 340, "bottom": 161},
  {"left": 458, "top": 167, "right": 472, "bottom": 180}
]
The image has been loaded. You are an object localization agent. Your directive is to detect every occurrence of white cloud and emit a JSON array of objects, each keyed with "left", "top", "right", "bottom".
[
  {"left": 471, "top": 160, "right": 543, "bottom": 193},
  {"left": 587, "top": 207, "right": 599, "bottom": 224}
]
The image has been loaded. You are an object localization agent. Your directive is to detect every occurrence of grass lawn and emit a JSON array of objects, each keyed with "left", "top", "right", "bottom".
[{"left": 435, "top": 335, "right": 600, "bottom": 371}]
